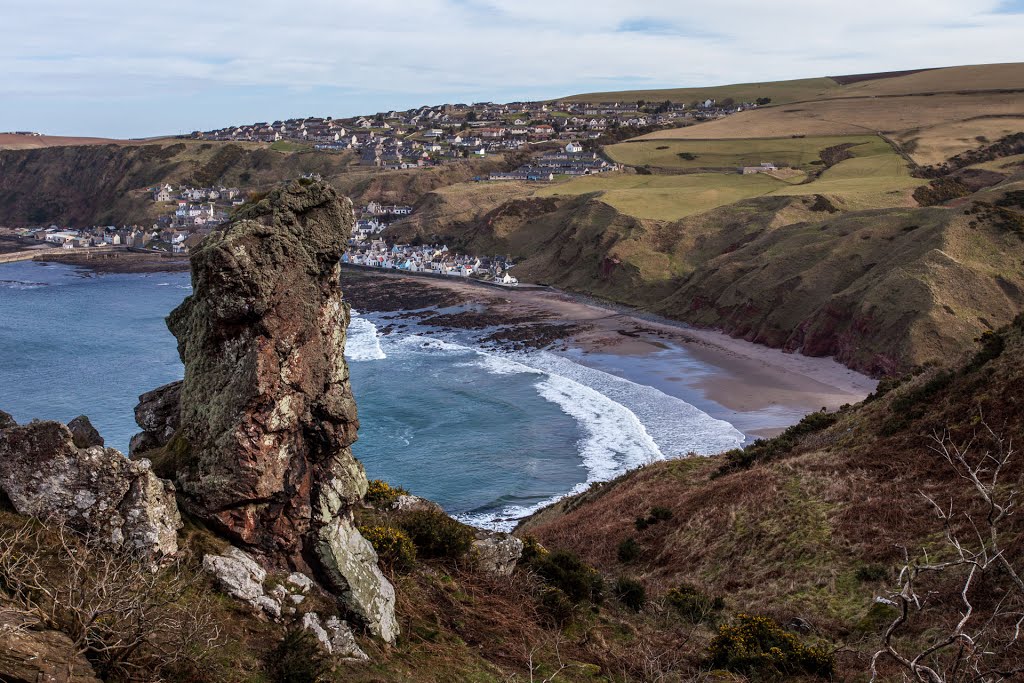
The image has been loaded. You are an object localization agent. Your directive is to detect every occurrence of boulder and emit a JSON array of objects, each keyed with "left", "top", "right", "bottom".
[
  {"left": 129, "top": 380, "right": 181, "bottom": 456},
  {"left": 68, "top": 415, "right": 103, "bottom": 448},
  {"left": 391, "top": 494, "right": 444, "bottom": 514},
  {"left": 472, "top": 530, "right": 524, "bottom": 576},
  {"left": 0, "top": 603, "right": 101, "bottom": 683},
  {"left": 325, "top": 615, "right": 370, "bottom": 661},
  {"left": 202, "top": 546, "right": 267, "bottom": 603},
  {"left": 301, "top": 612, "right": 369, "bottom": 661},
  {"left": 153, "top": 179, "right": 397, "bottom": 641},
  {"left": 0, "top": 420, "right": 181, "bottom": 557}
]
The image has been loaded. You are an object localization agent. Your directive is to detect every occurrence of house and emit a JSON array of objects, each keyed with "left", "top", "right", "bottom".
[
  {"left": 565, "top": 141, "right": 584, "bottom": 154},
  {"left": 501, "top": 272, "right": 519, "bottom": 286},
  {"left": 153, "top": 184, "right": 173, "bottom": 202},
  {"left": 739, "top": 162, "right": 777, "bottom": 174}
]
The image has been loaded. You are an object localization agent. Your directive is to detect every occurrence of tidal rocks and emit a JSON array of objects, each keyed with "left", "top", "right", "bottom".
[
  {"left": 0, "top": 419, "right": 180, "bottom": 557},
  {"left": 129, "top": 380, "right": 181, "bottom": 456},
  {"left": 68, "top": 415, "right": 103, "bottom": 449},
  {"left": 155, "top": 179, "right": 397, "bottom": 641}
]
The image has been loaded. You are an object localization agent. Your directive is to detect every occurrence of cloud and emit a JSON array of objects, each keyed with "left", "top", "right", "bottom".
[{"left": 1, "top": 0, "right": 1022, "bottom": 136}]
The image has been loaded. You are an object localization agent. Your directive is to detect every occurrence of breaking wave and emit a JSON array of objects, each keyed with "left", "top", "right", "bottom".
[
  {"left": 345, "top": 311, "right": 387, "bottom": 361},
  {"left": 381, "top": 332, "right": 743, "bottom": 531}
]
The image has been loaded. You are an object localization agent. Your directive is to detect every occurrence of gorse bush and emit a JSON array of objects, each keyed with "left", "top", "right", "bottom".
[
  {"left": 268, "top": 628, "right": 331, "bottom": 683},
  {"left": 708, "top": 614, "right": 834, "bottom": 679},
  {"left": 717, "top": 410, "right": 838, "bottom": 475},
  {"left": 538, "top": 587, "right": 575, "bottom": 627},
  {"left": 614, "top": 576, "right": 646, "bottom": 611},
  {"left": 617, "top": 537, "right": 641, "bottom": 563},
  {"left": 365, "top": 479, "right": 409, "bottom": 508},
  {"left": 527, "top": 550, "right": 604, "bottom": 604},
  {"left": 635, "top": 505, "right": 675, "bottom": 530},
  {"left": 359, "top": 525, "right": 416, "bottom": 571},
  {"left": 396, "top": 509, "right": 474, "bottom": 561},
  {"left": 666, "top": 583, "right": 724, "bottom": 624}
]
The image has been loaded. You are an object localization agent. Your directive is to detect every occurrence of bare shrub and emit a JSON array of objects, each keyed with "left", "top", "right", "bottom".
[
  {"left": 870, "top": 420, "right": 1024, "bottom": 682},
  {"left": 0, "top": 519, "right": 220, "bottom": 682}
]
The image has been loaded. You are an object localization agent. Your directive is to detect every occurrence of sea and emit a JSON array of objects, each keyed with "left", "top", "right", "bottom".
[{"left": 0, "top": 261, "right": 744, "bottom": 530}]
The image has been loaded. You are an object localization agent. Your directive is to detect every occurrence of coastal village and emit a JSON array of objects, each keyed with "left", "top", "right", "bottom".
[
  {"left": 191, "top": 97, "right": 762, "bottom": 169},
  {"left": 2, "top": 93, "right": 770, "bottom": 270}
]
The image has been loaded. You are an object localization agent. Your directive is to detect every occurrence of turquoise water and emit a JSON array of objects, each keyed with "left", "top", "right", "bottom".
[{"left": 0, "top": 262, "right": 744, "bottom": 529}]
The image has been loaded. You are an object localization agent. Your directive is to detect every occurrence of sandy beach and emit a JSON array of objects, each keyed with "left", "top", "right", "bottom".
[{"left": 340, "top": 269, "right": 878, "bottom": 441}]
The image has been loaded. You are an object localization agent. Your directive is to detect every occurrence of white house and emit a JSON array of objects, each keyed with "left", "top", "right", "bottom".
[{"left": 565, "top": 141, "right": 584, "bottom": 154}]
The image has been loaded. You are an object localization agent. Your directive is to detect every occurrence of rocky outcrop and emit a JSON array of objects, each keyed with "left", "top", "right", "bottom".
[
  {"left": 0, "top": 417, "right": 181, "bottom": 557},
  {"left": 153, "top": 179, "right": 397, "bottom": 641},
  {"left": 129, "top": 380, "right": 181, "bottom": 456},
  {"left": 68, "top": 415, "right": 103, "bottom": 448},
  {"left": 0, "top": 602, "right": 101, "bottom": 683}
]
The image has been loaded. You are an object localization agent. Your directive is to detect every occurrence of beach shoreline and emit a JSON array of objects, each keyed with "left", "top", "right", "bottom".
[{"left": 340, "top": 269, "right": 877, "bottom": 441}]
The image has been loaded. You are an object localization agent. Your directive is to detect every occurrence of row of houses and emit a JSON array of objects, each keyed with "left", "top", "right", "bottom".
[
  {"left": 488, "top": 143, "right": 620, "bottom": 181},
  {"left": 153, "top": 184, "right": 242, "bottom": 203},
  {"left": 25, "top": 225, "right": 208, "bottom": 254},
  {"left": 343, "top": 241, "right": 518, "bottom": 284}
]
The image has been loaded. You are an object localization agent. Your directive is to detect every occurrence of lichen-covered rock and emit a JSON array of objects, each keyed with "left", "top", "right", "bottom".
[
  {"left": 129, "top": 380, "right": 181, "bottom": 456},
  {"left": 68, "top": 415, "right": 103, "bottom": 449},
  {"left": 391, "top": 493, "right": 444, "bottom": 514},
  {"left": 0, "top": 419, "right": 181, "bottom": 557},
  {"left": 202, "top": 546, "right": 267, "bottom": 603},
  {"left": 0, "top": 602, "right": 101, "bottom": 683},
  {"left": 472, "top": 530, "right": 524, "bottom": 576},
  {"left": 156, "top": 179, "right": 397, "bottom": 641},
  {"left": 325, "top": 615, "right": 370, "bottom": 661},
  {"left": 301, "top": 612, "right": 369, "bottom": 661},
  {"left": 317, "top": 515, "right": 399, "bottom": 642}
]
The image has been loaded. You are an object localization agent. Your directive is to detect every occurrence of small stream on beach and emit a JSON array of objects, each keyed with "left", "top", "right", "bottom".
[{"left": 0, "top": 261, "right": 744, "bottom": 530}]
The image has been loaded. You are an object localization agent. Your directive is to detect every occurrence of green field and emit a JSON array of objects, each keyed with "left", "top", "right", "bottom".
[
  {"left": 604, "top": 135, "right": 883, "bottom": 171},
  {"left": 539, "top": 133, "right": 926, "bottom": 219},
  {"left": 534, "top": 173, "right": 784, "bottom": 221}
]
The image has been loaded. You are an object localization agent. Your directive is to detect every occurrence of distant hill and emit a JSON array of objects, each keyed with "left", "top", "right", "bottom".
[{"left": 561, "top": 62, "right": 1024, "bottom": 105}]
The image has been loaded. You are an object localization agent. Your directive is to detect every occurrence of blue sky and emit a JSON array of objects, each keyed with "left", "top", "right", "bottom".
[{"left": 2, "top": 0, "right": 1022, "bottom": 138}]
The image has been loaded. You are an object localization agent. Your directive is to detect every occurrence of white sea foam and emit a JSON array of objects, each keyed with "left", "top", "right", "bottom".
[
  {"left": 345, "top": 311, "right": 387, "bottom": 361},
  {"left": 376, "top": 328, "right": 744, "bottom": 530}
]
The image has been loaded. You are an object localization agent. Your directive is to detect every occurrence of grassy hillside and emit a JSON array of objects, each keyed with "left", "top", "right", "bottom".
[
  {"left": 638, "top": 92, "right": 1024, "bottom": 140},
  {"left": 518, "top": 313, "right": 1024, "bottom": 681},
  {"left": 604, "top": 135, "right": 876, "bottom": 171}
]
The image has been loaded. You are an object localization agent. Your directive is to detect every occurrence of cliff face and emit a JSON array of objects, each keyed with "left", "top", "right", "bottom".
[{"left": 140, "top": 178, "right": 397, "bottom": 641}]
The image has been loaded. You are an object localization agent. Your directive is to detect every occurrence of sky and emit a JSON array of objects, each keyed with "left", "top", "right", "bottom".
[{"left": 2, "top": 0, "right": 1023, "bottom": 138}]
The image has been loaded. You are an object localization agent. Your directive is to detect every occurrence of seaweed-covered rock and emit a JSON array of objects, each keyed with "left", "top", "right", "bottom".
[
  {"left": 0, "top": 419, "right": 180, "bottom": 557},
  {"left": 156, "top": 179, "right": 397, "bottom": 641}
]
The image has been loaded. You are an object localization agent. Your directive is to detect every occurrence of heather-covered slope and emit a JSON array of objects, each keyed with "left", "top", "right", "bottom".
[{"left": 519, "top": 314, "right": 1024, "bottom": 680}]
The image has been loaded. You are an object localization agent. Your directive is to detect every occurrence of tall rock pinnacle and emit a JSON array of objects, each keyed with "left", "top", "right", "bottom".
[{"left": 147, "top": 179, "right": 397, "bottom": 641}]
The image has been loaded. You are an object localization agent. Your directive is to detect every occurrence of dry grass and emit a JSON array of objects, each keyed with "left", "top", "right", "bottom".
[
  {"left": 892, "top": 116, "right": 1024, "bottom": 166},
  {"left": 637, "top": 92, "right": 1024, "bottom": 140}
]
